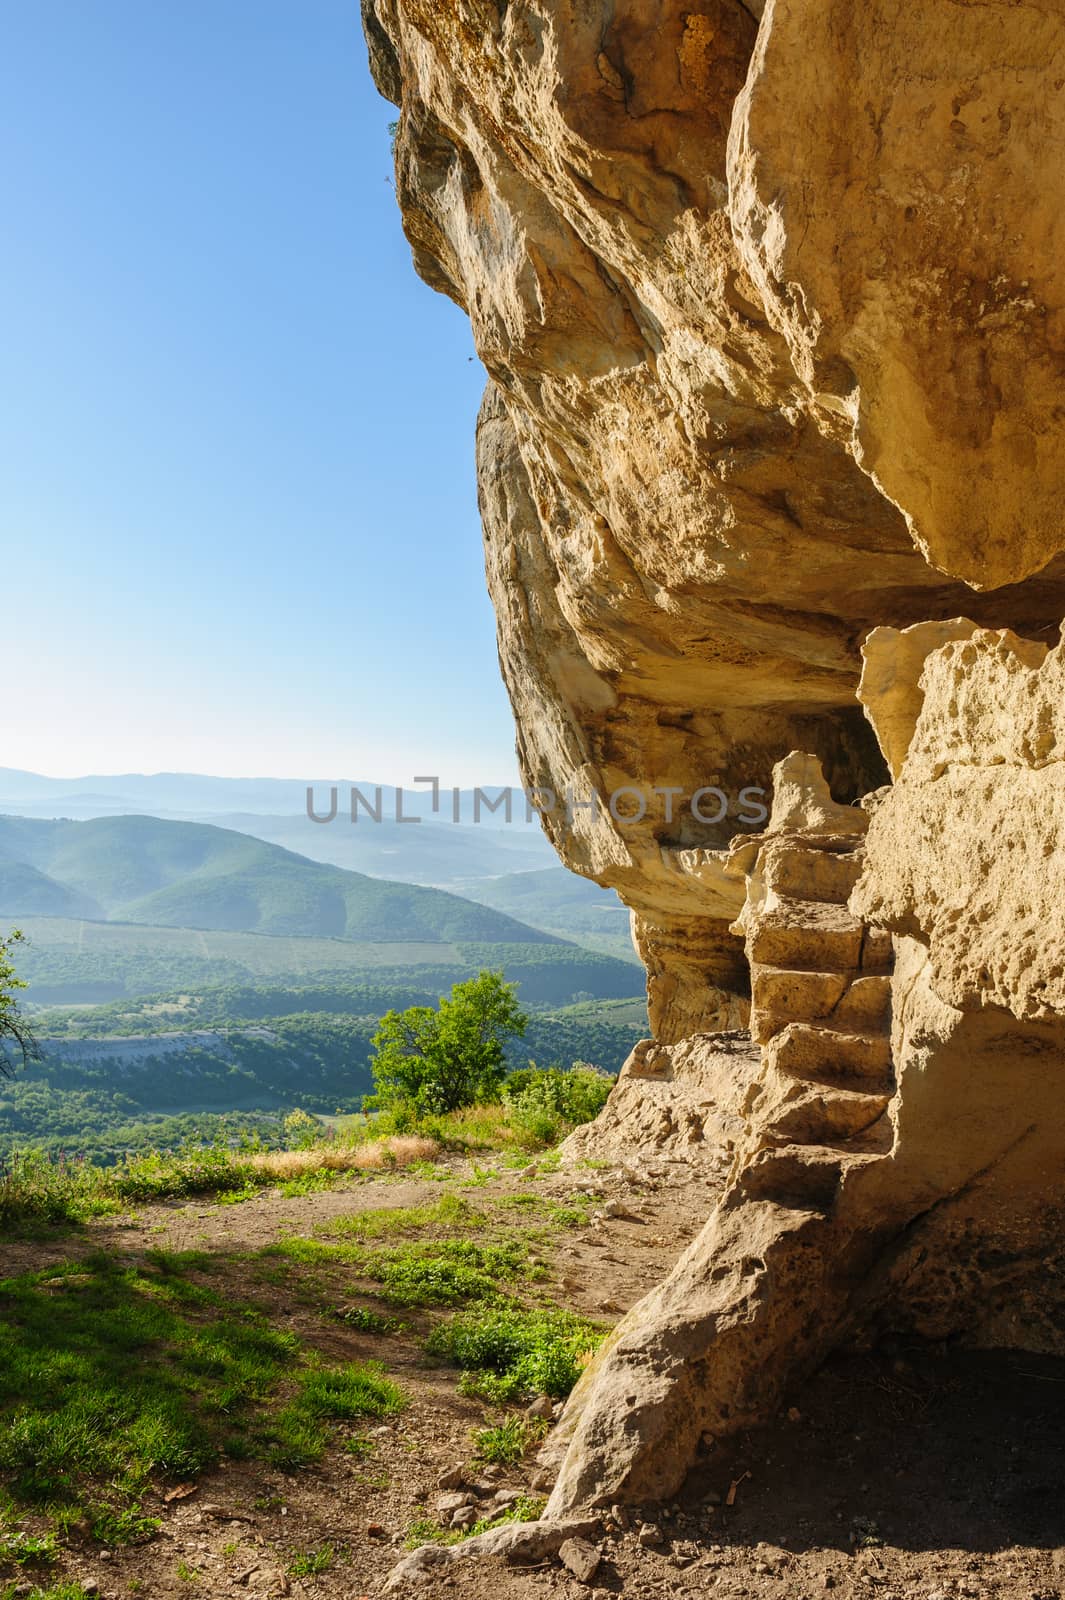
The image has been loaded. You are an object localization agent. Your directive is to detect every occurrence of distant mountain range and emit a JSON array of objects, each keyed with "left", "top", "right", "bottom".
[
  {"left": 0, "top": 767, "right": 540, "bottom": 825},
  {"left": 0, "top": 767, "right": 634, "bottom": 955},
  {"left": 200, "top": 812, "right": 557, "bottom": 883},
  {"left": 0, "top": 813, "right": 561, "bottom": 945}
]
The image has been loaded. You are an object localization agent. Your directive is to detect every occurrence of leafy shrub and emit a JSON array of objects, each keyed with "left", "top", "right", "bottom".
[
  {"left": 113, "top": 1144, "right": 259, "bottom": 1204},
  {"left": 367, "top": 972, "right": 527, "bottom": 1115},
  {"left": 0, "top": 1149, "right": 113, "bottom": 1225},
  {"left": 503, "top": 1065, "right": 613, "bottom": 1147},
  {"left": 282, "top": 1109, "right": 325, "bottom": 1151},
  {"left": 0, "top": 1525, "right": 58, "bottom": 1565}
]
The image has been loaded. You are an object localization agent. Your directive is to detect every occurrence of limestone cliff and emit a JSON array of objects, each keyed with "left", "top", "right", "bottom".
[{"left": 364, "top": 0, "right": 1065, "bottom": 1535}]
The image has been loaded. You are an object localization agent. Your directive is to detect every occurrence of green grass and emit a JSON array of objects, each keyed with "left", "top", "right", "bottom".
[
  {"left": 0, "top": 1585, "right": 97, "bottom": 1600},
  {"left": 427, "top": 1303, "right": 601, "bottom": 1402},
  {"left": 473, "top": 1415, "right": 547, "bottom": 1467},
  {"left": 319, "top": 1191, "right": 481, "bottom": 1241},
  {"left": 297, "top": 1362, "right": 404, "bottom": 1420},
  {"left": 88, "top": 1502, "right": 159, "bottom": 1546},
  {"left": 0, "top": 1526, "right": 57, "bottom": 1566},
  {"left": 0, "top": 1146, "right": 274, "bottom": 1227},
  {"left": 403, "top": 1515, "right": 459, "bottom": 1550},
  {"left": 466, "top": 1493, "right": 546, "bottom": 1536},
  {"left": 287, "top": 1545, "right": 336, "bottom": 1577},
  {"left": 0, "top": 1252, "right": 405, "bottom": 1524},
  {"left": 333, "top": 1305, "right": 402, "bottom": 1335},
  {"left": 0, "top": 1097, "right": 585, "bottom": 1228},
  {"left": 402, "top": 1491, "right": 548, "bottom": 1552},
  {"left": 365, "top": 1239, "right": 530, "bottom": 1306},
  {"left": 261, "top": 1361, "right": 404, "bottom": 1468},
  {"left": 264, "top": 1233, "right": 533, "bottom": 1308}
]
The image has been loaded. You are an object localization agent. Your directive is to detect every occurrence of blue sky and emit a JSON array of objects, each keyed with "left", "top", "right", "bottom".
[{"left": 1, "top": 0, "right": 521, "bottom": 784}]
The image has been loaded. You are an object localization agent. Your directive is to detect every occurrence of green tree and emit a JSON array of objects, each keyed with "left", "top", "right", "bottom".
[
  {"left": 367, "top": 971, "right": 526, "bottom": 1115},
  {"left": 0, "top": 930, "right": 39, "bottom": 1076}
]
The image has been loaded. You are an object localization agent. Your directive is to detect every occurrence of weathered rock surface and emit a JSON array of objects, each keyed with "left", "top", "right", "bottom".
[
  {"left": 543, "top": 754, "right": 1064, "bottom": 1512},
  {"left": 560, "top": 1030, "right": 759, "bottom": 1173},
  {"left": 729, "top": 0, "right": 1065, "bottom": 590},
  {"left": 364, "top": 0, "right": 1065, "bottom": 1033},
  {"left": 363, "top": 0, "right": 1065, "bottom": 1540},
  {"left": 854, "top": 627, "right": 1065, "bottom": 1021}
]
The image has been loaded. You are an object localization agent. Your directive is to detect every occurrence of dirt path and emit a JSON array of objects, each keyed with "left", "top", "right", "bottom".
[{"left": 3, "top": 1157, "right": 1063, "bottom": 1600}]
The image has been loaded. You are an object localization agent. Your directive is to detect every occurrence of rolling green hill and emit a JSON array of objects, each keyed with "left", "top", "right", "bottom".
[
  {"left": 0, "top": 814, "right": 563, "bottom": 944},
  {"left": 455, "top": 867, "right": 638, "bottom": 963}
]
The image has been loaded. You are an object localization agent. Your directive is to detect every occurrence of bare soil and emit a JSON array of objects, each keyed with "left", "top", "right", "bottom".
[{"left": 4, "top": 1156, "right": 1063, "bottom": 1600}]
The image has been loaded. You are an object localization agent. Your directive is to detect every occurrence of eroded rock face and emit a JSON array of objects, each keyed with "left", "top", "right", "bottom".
[
  {"left": 729, "top": 0, "right": 1065, "bottom": 590},
  {"left": 854, "top": 627, "right": 1065, "bottom": 1021},
  {"left": 363, "top": 0, "right": 1065, "bottom": 1528},
  {"left": 364, "top": 0, "right": 1065, "bottom": 1029}
]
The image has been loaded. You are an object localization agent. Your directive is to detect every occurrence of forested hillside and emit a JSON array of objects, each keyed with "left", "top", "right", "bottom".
[{"left": 0, "top": 814, "right": 562, "bottom": 942}]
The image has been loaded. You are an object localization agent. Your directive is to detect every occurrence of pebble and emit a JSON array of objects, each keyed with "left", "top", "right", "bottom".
[
  {"left": 559, "top": 1536, "right": 602, "bottom": 1584},
  {"left": 435, "top": 1491, "right": 474, "bottom": 1517},
  {"left": 638, "top": 1522, "right": 665, "bottom": 1547}
]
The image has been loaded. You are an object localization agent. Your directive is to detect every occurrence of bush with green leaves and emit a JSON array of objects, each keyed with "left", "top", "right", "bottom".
[
  {"left": 503, "top": 1064, "right": 613, "bottom": 1145},
  {"left": 366, "top": 971, "right": 527, "bottom": 1116},
  {"left": 0, "top": 930, "right": 38, "bottom": 1077},
  {"left": 282, "top": 1108, "right": 325, "bottom": 1151}
]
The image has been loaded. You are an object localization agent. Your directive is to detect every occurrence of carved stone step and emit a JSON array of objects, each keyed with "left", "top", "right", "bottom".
[
  {"left": 746, "top": 901, "right": 864, "bottom": 973},
  {"left": 762, "top": 1078, "right": 892, "bottom": 1146},
  {"left": 735, "top": 1145, "right": 845, "bottom": 1209},
  {"left": 751, "top": 970, "right": 893, "bottom": 1043},
  {"left": 767, "top": 1021, "right": 892, "bottom": 1080},
  {"left": 736, "top": 1142, "right": 883, "bottom": 1211},
  {"left": 833, "top": 974, "right": 892, "bottom": 1032},
  {"left": 749, "top": 967, "right": 849, "bottom": 1043},
  {"left": 763, "top": 844, "right": 865, "bottom": 906}
]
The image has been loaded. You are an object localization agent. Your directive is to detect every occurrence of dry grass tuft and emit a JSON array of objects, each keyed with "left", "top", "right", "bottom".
[
  {"left": 353, "top": 1135, "right": 440, "bottom": 1168},
  {"left": 246, "top": 1136, "right": 439, "bottom": 1182}
]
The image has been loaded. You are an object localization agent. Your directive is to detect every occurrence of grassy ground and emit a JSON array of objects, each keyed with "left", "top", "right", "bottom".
[
  {"left": 0, "top": 1167, "right": 606, "bottom": 1596},
  {"left": 0, "top": 1098, "right": 587, "bottom": 1228}
]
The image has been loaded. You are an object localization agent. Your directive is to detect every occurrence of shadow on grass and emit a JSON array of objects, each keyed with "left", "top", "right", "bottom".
[{"left": 0, "top": 1249, "right": 403, "bottom": 1514}]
